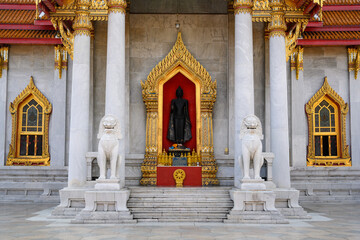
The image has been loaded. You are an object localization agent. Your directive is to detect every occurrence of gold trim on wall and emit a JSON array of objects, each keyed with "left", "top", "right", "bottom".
[
  {"left": 6, "top": 77, "right": 52, "bottom": 166},
  {"left": 305, "top": 77, "right": 350, "bottom": 167},
  {"left": 140, "top": 32, "right": 218, "bottom": 186}
]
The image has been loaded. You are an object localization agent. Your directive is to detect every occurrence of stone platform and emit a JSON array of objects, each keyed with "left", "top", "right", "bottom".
[{"left": 73, "top": 189, "right": 136, "bottom": 224}]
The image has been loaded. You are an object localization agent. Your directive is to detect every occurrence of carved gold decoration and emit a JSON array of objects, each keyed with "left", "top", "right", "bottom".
[
  {"left": 54, "top": 45, "right": 68, "bottom": 79},
  {"left": 7, "top": 77, "right": 52, "bottom": 166},
  {"left": 0, "top": 46, "right": 9, "bottom": 78},
  {"left": 52, "top": 20, "right": 74, "bottom": 60},
  {"left": 140, "top": 32, "right": 218, "bottom": 186},
  {"left": 269, "top": 0, "right": 287, "bottom": 38},
  {"left": 73, "top": 0, "right": 93, "bottom": 36},
  {"left": 49, "top": 0, "right": 311, "bottom": 28},
  {"left": 92, "top": 0, "right": 107, "bottom": 9},
  {"left": 108, "top": 0, "right": 126, "bottom": 14},
  {"left": 234, "top": 0, "right": 253, "bottom": 14},
  {"left": 290, "top": 46, "right": 303, "bottom": 80},
  {"left": 348, "top": 47, "right": 360, "bottom": 80},
  {"left": 253, "top": 0, "right": 271, "bottom": 11},
  {"left": 285, "top": 22, "right": 306, "bottom": 61},
  {"left": 305, "top": 77, "right": 351, "bottom": 167},
  {"left": 173, "top": 169, "right": 186, "bottom": 188}
]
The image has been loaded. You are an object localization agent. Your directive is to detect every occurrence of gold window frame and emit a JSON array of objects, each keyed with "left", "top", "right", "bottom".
[
  {"left": 7, "top": 77, "right": 52, "bottom": 166},
  {"left": 305, "top": 77, "right": 351, "bottom": 167},
  {"left": 140, "top": 32, "right": 218, "bottom": 186}
]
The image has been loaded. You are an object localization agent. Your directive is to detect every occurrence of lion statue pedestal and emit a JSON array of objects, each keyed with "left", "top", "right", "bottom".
[
  {"left": 225, "top": 115, "right": 287, "bottom": 224},
  {"left": 73, "top": 115, "right": 136, "bottom": 224}
]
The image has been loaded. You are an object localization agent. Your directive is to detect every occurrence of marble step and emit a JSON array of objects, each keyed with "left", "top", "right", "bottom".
[
  {"left": 128, "top": 202, "right": 233, "bottom": 207},
  {"left": 130, "top": 207, "right": 231, "bottom": 212},
  {"left": 133, "top": 212, "right": 228, "bottom": 219},
  {"left": 128, "top": 197, "right": 232, "bottom": 202},
  {"left": 137, "top": 218, "right": 224, "bottom": 222},
  {"left": 128, "top": 187, "right": 232, "bottom": 222},
  {"left": 129, "top": 192, "right": 231, "bottom": 196},
  {"left": 129, "top": 187, "right": 231, "bottom": 194}
]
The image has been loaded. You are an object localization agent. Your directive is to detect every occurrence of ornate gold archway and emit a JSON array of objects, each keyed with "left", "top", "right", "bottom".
[{"left": 140, "top": 32, "right": 218, "bottom": 186}]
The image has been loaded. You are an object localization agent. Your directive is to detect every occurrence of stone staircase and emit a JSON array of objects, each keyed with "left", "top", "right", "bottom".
[{"left": 128, "top": 187, "right": 233, "bottom": 222}]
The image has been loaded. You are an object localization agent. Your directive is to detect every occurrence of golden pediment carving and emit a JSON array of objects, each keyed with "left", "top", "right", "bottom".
[{"left": 141, "top": 32, "right": 217, "bottom": 103}]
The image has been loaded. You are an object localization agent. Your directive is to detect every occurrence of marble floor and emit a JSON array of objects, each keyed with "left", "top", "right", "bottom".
[{"left": 0, "top": 202, "right": 359, "bottom": 240}]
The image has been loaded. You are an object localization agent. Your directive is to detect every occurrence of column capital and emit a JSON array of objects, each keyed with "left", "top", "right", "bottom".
[
  {"left": 73, "top": 0, "right": 93, "bottom": 36},
  {"left": 108, "top": 0, "right": 127, "bottom": 14},
  {"left": 233, "top": 0, "right": 253, "bottom": 15},
  {"left": 269, "top": 0, "right": 286, "bottom": 38}
]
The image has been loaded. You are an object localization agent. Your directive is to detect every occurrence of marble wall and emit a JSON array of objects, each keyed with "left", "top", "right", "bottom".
[
  {"left": 290, "top": 46, "right": 351, "bottom": 168},
  {"left": 2, "top": 45, "right": 68, "bottom": 168},
  {"left": 127, "top": 14, "right": 229, "bottom": 156}
]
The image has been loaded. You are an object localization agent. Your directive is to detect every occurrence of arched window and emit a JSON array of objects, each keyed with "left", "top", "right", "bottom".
[
  {"left": 305, "top": 77, "right": 350, "bottom": 167},
  {"left": 7, "top": 77, "right": 52, "bottom": 166}
]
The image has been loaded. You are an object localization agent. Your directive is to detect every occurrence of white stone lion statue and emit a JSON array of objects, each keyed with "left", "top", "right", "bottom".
[
  {"left": 239, "top": 114, "right": 264, "bottom": 180},
  {"left": 97, "top": 115, "right": 122, "bottom": 180}
]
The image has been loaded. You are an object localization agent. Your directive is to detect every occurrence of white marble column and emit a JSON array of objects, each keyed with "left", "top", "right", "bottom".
[
  {"left": 0, "top": 47, "right": 9, "bottom": 165},
  {"left": 349, "top": 70, "right": 360, "bottom": 168},
  {"left": 233, "top": 1, "right": 254, "bottom": 188},
  {"left": 105, "top": 1, "right": 127, "bottom": 188},
  {"left": 67, "top": 1, "right": 93, "bottom": 187},
  {"left": 269, "top": 0, "right": 291, "bottom": 188}
]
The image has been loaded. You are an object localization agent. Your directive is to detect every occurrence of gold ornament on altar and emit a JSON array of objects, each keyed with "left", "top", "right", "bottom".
[
  {"left": 173, "top": 169, "right": 186, "bottom": 188},
  {"left": 140, "top": 32, "right": 218, "bottom": 186}
]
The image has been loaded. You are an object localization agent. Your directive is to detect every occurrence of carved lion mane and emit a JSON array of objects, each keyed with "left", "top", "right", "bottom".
[
  {"left": 240, "top": 115, "right": 263, "bottom": 140},
  {"left": 97, "top": 115, "right": 122, "bottom": 140}
]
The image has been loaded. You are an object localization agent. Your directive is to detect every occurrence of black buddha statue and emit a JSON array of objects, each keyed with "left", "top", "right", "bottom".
[{"left": 167, "top": 86, "right": 192, "bottom": 144}]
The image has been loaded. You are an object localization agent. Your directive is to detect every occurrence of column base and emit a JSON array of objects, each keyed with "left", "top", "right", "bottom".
[
  {"left": 51, "top": 187, "right": 91, "bottom": 218},
  {"left": 72, "top": 189, "right": 137, "bottom": 224},
  {"left": 274, "top": 188, "right": 311, "bottom": 219},
  {"left": 225, "top": 188, "right": 288, "bottom": 224}
]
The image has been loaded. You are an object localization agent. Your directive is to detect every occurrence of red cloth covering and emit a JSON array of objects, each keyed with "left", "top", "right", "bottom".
[
  {"left": 162, "top": 72, "right": 196, "bottom": 151},
  {"left": 157, "top": 166, "right": 202, "bottom": 186}
]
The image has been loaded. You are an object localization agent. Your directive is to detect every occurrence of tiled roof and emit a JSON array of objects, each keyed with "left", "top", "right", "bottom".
[
  {"left": 324, "top": 0, "right": 359, "bottom": 5},
  {"left": 0, "top": 10, "right": 35, "bottom": 24},
  {"left": 303, "top": 31, "right": 360, "bottom": 40},
  {"left": 0, "top": 0, "right": 35, "bottom": 3},
  {"left": 0, "top": 29, "right": 57, "bottom": 38},
  {"left": 323, "top": 11, "right": 360, "bottom": 26}
]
